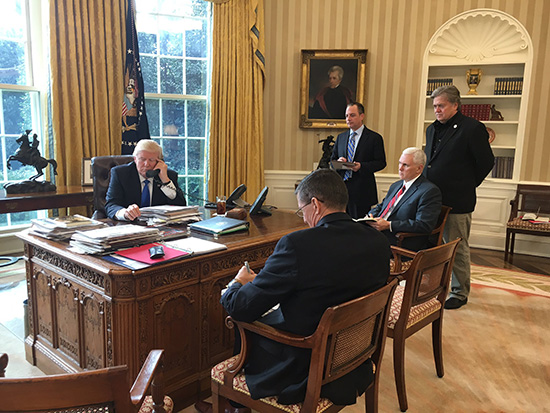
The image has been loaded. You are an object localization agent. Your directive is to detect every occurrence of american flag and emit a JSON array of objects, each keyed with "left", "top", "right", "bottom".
[{"left": 121, "top": 0, "right": 150, "bottom": 154}]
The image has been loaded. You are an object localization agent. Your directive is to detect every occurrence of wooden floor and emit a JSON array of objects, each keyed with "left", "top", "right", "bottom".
[{"left": 470, "top": 247, "right": 550, "bottom": 275}]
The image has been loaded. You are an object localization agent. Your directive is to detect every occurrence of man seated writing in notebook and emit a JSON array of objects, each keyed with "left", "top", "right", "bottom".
[
  {"left": 367, "top": 147, "right": 442, "bottom": 251},
  {"left": 194, "top": 169, "right": 390, "bottom": 413},
  {"left": 105, "top": 139, "right": 186, "bottom": 221}
]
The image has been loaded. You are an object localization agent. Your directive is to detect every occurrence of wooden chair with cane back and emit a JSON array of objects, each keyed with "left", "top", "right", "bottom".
[
  {"left": 210, "top": 279, "right": 399, "bottom": 413},
  {"left": 387, "top": 238, "right": 461, "bottom": 412}
]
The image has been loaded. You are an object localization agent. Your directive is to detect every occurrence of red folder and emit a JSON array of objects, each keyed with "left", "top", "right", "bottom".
[{"left": 115, "top": 242, "right": 191, "bottom": 265}]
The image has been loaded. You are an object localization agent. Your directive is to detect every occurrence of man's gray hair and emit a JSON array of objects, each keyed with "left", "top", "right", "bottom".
[
  {"left": 328, "top": 65, "right": 344, "bottom": 80},
  {"left": 402, "top": 147, "right": 426, "bottom": 166},
  {"left": 133, "top": 139, "right": 163, "bottom": 159},
  {"left": 431, "top": 85, "right": 461, "bottom": 110},
  {"left": 295, "top": 169, "right": 348, "bottom": 210}
]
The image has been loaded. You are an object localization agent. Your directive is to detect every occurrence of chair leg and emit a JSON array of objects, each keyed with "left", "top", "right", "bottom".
[
  {"left": 509, "top": 232, "right": 516, "bottom": 264},
  {"left": 432, "top": 318, "right": 444, "bottom": 378},
  {"left": 393, "top": 335, "right": 408, "bottom": 412},
  {"left": 211, "top": 384, "right": 224, "bottom": 413},
  {"left": 212, "top": 394, "right": 224, "bottom": 413},
  {"left": 504, "top": 230, "right": 511, "bottom": 263},
  {"left": 365, "top": 378, "right": 378, "bottom": 413}
]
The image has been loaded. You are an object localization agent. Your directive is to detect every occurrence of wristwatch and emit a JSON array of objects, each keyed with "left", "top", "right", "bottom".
[{"left": 160, "top": 180, "right": 171, "bottom": 187}]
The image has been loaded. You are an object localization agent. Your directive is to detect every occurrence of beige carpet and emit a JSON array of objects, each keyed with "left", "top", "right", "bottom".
[
  {"left": 180, "top": 266, "right": 550, "bottom": 413},
  {"left": 2, "top": 262, "right": 549, "bottom": 412}
]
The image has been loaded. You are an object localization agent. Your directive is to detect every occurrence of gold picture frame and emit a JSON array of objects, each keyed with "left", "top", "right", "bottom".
[
  {"left": 300, "top": 49, "right": 368, "bottom": 129},
  {"left": 81, "top": 158, "right": 93, "bottom": 186}
]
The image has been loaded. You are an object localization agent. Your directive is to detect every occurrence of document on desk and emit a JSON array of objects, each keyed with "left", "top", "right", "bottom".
[
  {"left": 115, "top": 242, "right": 192, "bottom": 265},
  {"left": 188, "top": 216, "right": 249, "bottom": 235},
  {"left": 165, "top": 237, "right": 227, "bottom": 256}
]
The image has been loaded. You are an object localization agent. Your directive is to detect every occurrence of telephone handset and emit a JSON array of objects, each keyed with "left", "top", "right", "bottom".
[
  {"left": 227, "top": 184, "right": 248, "bottom": 208},
  {"left": 145, "top": 154, "right": 165, "bottom": 178}
]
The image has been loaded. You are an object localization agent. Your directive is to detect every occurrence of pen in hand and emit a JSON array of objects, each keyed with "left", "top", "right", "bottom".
[{"left": 244, "top": 261, "right": 251, "bottom": 273}]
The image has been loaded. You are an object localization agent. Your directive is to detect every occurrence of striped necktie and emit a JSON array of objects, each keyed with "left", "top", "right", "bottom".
[
  {"left": 343, "top": 132, "right": 356, "bottom": 181},
  {"left": 141, "top": 179, "right": 150, "bottom": 207},
  {"left": 380, "top": 184, "right": 406, "bottom": 218}
]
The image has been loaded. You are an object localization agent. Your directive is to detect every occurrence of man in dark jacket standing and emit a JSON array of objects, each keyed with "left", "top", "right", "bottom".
[
  {"left": 331, "top": 102, "right": 386, "bottom": 219},
  {"left": 424, "top": 85, "right": 494, "bottom": 309}
]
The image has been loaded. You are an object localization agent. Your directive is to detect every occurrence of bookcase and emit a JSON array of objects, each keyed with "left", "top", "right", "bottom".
[{"left": 417, "top": 9, "right": 532, "bottom": 182}]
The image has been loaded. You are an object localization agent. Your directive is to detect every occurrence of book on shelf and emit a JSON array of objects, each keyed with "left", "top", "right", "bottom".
[
  {"left": 426, "top": 78, "right": 453, "bottom": 96},
  {"left": 491, "top": 156, "right": 514, "bottom": 179},
  {"left": 494, "top": 77, "right": 523, "bottom": 95},
  {"left": 188, "top": 216, "right": 249, "bottom": 235},
  {"left": 461, "top": 104, "right": 491, "bottom": 121}
]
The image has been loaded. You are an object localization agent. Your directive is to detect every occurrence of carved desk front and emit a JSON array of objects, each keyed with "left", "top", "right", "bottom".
[{"left": 17, "top": 210, "right": 306, "bottom": 410}]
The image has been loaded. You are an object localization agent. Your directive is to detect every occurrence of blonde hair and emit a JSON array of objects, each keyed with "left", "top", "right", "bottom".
[{"left": 133, "top": 139, "right": 163, "bottom": 159}]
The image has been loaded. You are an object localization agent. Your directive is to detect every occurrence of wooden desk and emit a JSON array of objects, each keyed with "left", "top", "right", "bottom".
[
  {"left": 18, "top": 210, "right": 306, "bottom": 410},
  {"left": 0, "top": 186, "right": 94, "bottom": 214}
]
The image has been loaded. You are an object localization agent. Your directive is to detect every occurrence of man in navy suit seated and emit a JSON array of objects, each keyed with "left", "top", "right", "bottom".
[
  {"left": 367, "top": 147, "right": 442, "bottom": 252},
  {"left": 105, "top": 139, "right": 186, "bottom": 220},
  {"left": 197, "top": 169, "right": 390, "bottom": 412}
]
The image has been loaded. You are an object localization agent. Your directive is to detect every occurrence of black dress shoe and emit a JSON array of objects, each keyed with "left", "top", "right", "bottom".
[{"left": 444, "top": 297, "right": 468, "bottom": 309}]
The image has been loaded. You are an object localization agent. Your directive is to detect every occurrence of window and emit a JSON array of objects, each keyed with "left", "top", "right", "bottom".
[
  {"left": 136, "top": 0, "right": 211, "bottom": 204},
  {"left": 0, "top": 0, "right": 45, "bottom": 227}
]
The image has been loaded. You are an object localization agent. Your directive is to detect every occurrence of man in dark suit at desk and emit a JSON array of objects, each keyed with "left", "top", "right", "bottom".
[
  {"left": 367, "top": 147, "right": 442, "bottom": 251},
  {"left": 331, "top": 102, "right": 386, "bottom": 219},
  {"left": 105, "top": 139, "right": 186, "bottom": 220},
  {"left": 201, "top": 169, "right": 390, "bottom": 412}
]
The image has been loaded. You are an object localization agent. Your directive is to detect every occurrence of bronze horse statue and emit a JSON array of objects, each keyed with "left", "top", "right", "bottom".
[{"left": 7, "top": 130, "right": 58, "bottom": 180}]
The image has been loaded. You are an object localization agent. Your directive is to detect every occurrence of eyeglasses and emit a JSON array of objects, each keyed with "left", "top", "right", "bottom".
[{"left": 295, "top": 201, "right": 311, "bottom": 218}]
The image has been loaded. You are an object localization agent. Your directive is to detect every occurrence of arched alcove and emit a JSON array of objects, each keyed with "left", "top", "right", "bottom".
[{"left": 417, "top": 9, "right": 533, "bottom": 182}]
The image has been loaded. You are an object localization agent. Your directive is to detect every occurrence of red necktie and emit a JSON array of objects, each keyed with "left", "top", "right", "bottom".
[{"left": 380, "top": 184, "right": 405, "bottom": 218}]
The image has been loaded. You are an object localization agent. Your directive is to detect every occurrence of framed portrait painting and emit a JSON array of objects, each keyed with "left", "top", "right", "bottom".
[{"left": 300, "top": 49, "right": 367, "bottom": 129}]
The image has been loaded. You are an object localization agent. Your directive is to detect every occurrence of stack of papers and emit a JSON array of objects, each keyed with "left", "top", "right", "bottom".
[
  {"left": 29, "top": 215, "right": 106, "bottom": 241},
  {"left": 69, "top": 224, "right": 161, "bottom": 254},
  {"left": 188, "top": 216, "right": 249, "bottom": 235},
  {"left": 139, "top": 205, "right": 202, "bottom": 225}
]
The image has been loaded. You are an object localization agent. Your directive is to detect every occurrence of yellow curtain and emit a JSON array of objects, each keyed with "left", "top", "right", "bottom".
[
  {"left": 208, "top": 0, "right": 265, "bottom": 203},
  {"left": 49, "top": 0, "right": 126, "bottom": 189}
]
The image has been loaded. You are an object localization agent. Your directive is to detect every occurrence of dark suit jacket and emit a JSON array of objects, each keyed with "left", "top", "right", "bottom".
[
  {"left": 220, "top": 212, "right": 390, "bottom": 405},
  {"left": 369, "top": 175, "right": 442, "bottom": 251},
  {"left": 331, "top": 127, "right": 386, "bottom": 218},
  {"left": 105, "top": 162, "right": 186, "bottom": 219},
  {"left": 424, "top": 112, "right": 494, "bottom": 213}
]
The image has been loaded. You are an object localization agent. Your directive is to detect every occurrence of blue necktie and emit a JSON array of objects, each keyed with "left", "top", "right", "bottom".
[
  {"left": 344, "top": 132, "right": 356, "bottom": 181},
  {"left": 141, "top": 179, "right": 150, "bottom": 207}
]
